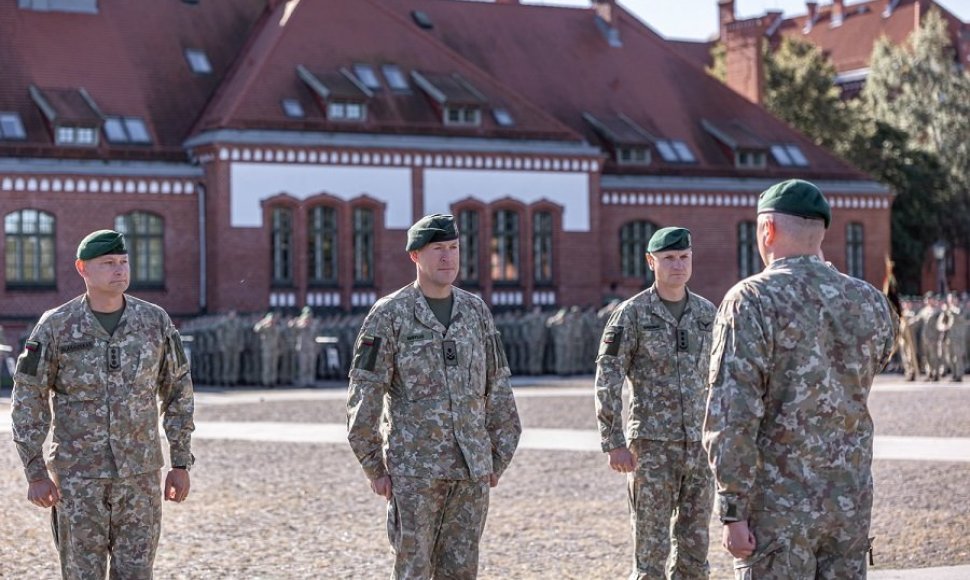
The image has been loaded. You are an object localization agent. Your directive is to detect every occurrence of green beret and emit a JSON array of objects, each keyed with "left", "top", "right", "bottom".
[
  {"left": 76, "top": 229, "right": 127, "bottom": 260},
  {"left": 647, "top": 227, "right": 692, "bottom": 253},
  {"left": 406, "top": 214, "right": 458, "bottom": 252},
  {"left": 757, "top": 179, "right": 831, "bottom": 229}
]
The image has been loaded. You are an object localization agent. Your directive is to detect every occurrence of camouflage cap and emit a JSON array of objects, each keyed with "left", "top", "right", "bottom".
[
  {"left": 757, "top": 179, "right": 831, "bottom": 229},
  {"left": 406, "top": 214, "right": 459, "bottom": 252},
  {"left": 76, "top": 229, "right": 128, "bottom": 260},
  {"left": 647, "top": 227, "right": 692, "bottom": 253}
]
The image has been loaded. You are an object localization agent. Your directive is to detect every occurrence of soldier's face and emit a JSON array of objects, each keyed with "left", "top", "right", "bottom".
[
  {"left": 77, "top": 254, "right": 130, "bottom": 296},
  {"left": 647, "top": 249, "right": 692, "bottom": 288},
  {"left": 411, "top": 240, "right": 460, "bottom": 290}
]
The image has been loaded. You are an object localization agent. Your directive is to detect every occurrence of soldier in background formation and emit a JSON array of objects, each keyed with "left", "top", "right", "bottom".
[
  {"left": 896, "top": 291, "right": 970, "bottom": 382},
  {"left": 177, "top": 310, "right": 365, "bottom": 387}
]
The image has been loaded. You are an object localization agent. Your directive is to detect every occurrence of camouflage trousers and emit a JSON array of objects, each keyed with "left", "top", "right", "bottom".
[
  {"left": 386, "top": 475, "right": 490, "bottom": 580},
  {"left": 627, "top": 439, "right": 712, "bottom": 580},
  {"left": 51, "top": 470, "right": 162, "bottom": 580},
  {"left": 734, "top": 508, "right": 871, "bottom": 579}
]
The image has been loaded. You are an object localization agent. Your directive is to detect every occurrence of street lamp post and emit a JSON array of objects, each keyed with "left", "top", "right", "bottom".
[{"left": 933, "top": 241, "right": 948, "bottom": 295}]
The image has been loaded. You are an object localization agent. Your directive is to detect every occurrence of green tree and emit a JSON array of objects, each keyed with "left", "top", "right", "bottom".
[{"left": 763, "top": 37, "right": 854, "bottom": 149}]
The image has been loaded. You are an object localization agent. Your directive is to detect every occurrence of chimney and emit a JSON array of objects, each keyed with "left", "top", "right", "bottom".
[
  {"left": 831, "top": 0, "right": 845, "bottom": 27},
  {"left": 723, "top": 16, "right": 767, "bottom": 104},
  {"left": 593, "top": 0, "right": 616, "bottom": 25},
  {"left": 593, "top": 0, "right": 621, "bottom": 46},
  {"left": 718, "top": 0, "right": 736, "bottom": 39},
  {"left": 806, "top": 1, "right": 818, "bottom": 23}
]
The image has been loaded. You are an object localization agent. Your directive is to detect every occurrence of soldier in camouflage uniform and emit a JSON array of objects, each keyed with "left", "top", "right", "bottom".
[
  {"left": 704, "top": 181, "right": 897, "bottom": 579},
  {"left": 595, "top": 227, "right": 716, "bottom": 580},
  {"left": 11, "top": 230, "right": 194, "bottom": 580},
  {"left": 347, "top": 214, "right": 521, "bottom": 580},
  {"left": 937, "top": 292, "right": 967, "bottom": 382}
]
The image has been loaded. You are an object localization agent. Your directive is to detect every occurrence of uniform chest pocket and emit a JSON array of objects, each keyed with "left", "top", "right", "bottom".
[
  {"left": 56, "top": 345, "right": 106, "bottom": 401},
  {"left": 398, "top": 335, "right": 446, "bottom": 401},
  {"left": 639, "top": 323, "right": 669, "bottom": 358}
]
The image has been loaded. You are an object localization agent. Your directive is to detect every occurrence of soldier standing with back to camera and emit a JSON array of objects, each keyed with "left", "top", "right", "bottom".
[
  {"left": 704, "top": 180, "right": 897, "bottom": 578},
  {"left": 346, "top": 214, "right": 521, "bottom": 579},
  {"left": 594, "top": 227, "right": 716, "bottom": 579},
  {"left": 11, "top": 229, "right": 195, "bottom": 579}
]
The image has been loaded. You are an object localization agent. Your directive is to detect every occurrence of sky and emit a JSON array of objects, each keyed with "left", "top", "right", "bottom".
[{"left": 521, "top": 0, "right": 970, "bottom": 41}]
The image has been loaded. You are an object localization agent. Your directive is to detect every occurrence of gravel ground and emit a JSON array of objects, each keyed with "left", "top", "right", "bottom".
[{"left": 2, "top": 378, "right": 970, "bottom": 578}]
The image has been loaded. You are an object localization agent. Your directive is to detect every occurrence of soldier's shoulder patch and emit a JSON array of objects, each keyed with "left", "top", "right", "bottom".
[
  {"left": 17, "top": 340, "right": 43, "bottom": 376},
  {"left": 353, "top": 334, "right": 382, "bottom": 372},
  {"left": 599, "top": 325, "right": 623, "bottom": 357}
]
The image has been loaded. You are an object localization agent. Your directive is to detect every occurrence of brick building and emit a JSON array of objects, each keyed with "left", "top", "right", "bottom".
[{"left": 0, "top": 0, "right": 891, "bottom": 335}]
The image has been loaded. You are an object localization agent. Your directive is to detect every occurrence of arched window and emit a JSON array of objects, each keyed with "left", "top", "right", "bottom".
[
  {"left": 620, "top": 220, "right": 656, "bottom": 285},
  {"left": 846, "top": 222, "right": 864, "bottom": 278},
  {"left": 458, "top": 209, "right": 480, "bottom": 285},
  {"left": 491, "top": 209, "right": 520, "bottom": 283},
  {"left": 308, "top": 205, "right": 338, "bottom": 285},
  {"left": 4, "top": 209, "right": 55, "bottom": 287},
  {"left": 738, "top": 221, "right": 762, "bottom": 279},
  {"left": 353, "top": 207, "right": 374, "bottom": 284},
  {"left": 271, "top": 206, "right": 294, "bottom": 286},
  {"left": 115, "top": 211, "right": 164, "bottom": 286},
  {"left": 533, "top": 211, "right": 554, "bottom": 285}
]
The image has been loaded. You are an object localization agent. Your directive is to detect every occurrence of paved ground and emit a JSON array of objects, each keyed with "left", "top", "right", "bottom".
[{"left": 0, "top": 374, "right": 968, "bottom": 578}]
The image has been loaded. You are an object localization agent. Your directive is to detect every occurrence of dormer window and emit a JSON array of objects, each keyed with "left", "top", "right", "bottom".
[
  {"left": 770, "top": 144, "right": 809, "bottom": 167},
  {"left": 328, "top": 102, "right": 365, "bottom": 121},
  {"left": 29, "top": 86, "right": 104, "bottom": 148},
  {"left": 735, "top": 150, "right": 767, "bottom": 169},
  {"left": 0, "top": 112, "right": 26, "bottom": 140},
  {"left": 297, "top": 65, "right": 372, "bottom": 124},
  {"left": 445, "top": 106, "right": 480, "bottom": 126},
  {"left": 412, "top": 71, "right": 487, "bottom": 128},
  {"left": 185, "top": 49, "right": 212, "bottom": 74},
  {"left": 701, "top": 119, "right": 770, "bottom": 171},
  {"left": 103, "top": 116, "right": 152, "bottom": 144},
  {"left": 56, "top": 125, "right": 98, "bottom": 146},
  {"left": 617, "top": 147, "right": 650, "bottom": 165}
]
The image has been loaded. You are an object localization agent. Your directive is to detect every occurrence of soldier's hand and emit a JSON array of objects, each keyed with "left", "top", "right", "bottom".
[
  {"left": 488, "top": 473, "right": 499, "bottom": 488},
  {"left": 607, "top": 447, "right": 635, "bottom": 473},
  {"left": 27, "top": 478, "right": 61, "bottom": 508},
  {"left": 723, "top": 520, "right": 756, "bottom": 558},
  {"left": 370, "top": 475, "right": 392, "bottom": 500},
  {"left": 164, "top": 469, "right": 191, "bottom": 503}
]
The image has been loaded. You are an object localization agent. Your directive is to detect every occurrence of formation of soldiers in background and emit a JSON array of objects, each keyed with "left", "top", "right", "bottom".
[
  {"left": 2, "top": 291, "right": 965, "bottom": 388},
  {"left": 897, "top": 292, "right": 969, "bottom": 383}
]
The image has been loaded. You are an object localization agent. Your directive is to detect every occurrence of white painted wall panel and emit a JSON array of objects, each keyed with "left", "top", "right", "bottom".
[
  {"left": 424, "top": 170, "right": 590, "bottom": 232},
  {"left": 229, "top": 163, "right": 412, "bottom": 228}
]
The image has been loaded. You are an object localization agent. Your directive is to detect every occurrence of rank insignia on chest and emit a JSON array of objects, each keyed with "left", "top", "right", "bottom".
[
  {"left": 677, "top": 329, "right": 689, "bottom": 352},
  {"left": 107, "top": 346, "right": 121, "bottom": 372},
  {"left": 443, "top": 340, "right": 459, "bottom": 367}
]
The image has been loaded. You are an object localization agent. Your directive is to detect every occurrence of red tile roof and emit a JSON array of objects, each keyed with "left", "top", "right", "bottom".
[
  {"left": 379, "top": 0, "right": 868, "bottom": 179},
  {"left": 193, "top": 0, "right": 580, "bottom": 142},
  {"left": 777, "top": 0, "right": 968, "bottom": 74},
  {"left": 0, "top": 0, "right": 265, "bottom": 158}
]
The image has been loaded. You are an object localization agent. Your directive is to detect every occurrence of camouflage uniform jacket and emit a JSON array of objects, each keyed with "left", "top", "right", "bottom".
[
  {"left": 594, "top": 286, "right": 717, "bottom": 452},
  {"left": 347, "top": 283, "right": 521, "bottom": 481},
  {"left": 704, "top": 256, "right": 898, "bottom": 523},
  {"left": 11, "top": 294, "right": 195, "bottom": 481}
]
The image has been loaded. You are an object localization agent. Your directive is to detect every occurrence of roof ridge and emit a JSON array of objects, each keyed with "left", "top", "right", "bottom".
[{"left": 189, "top": 2, "right": 290, "bottom": 135}]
